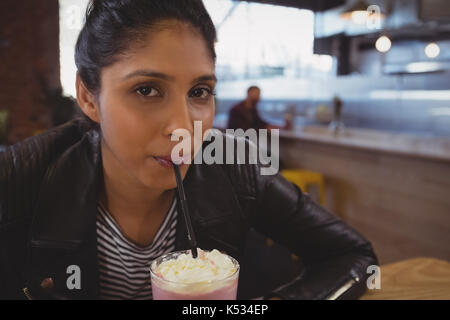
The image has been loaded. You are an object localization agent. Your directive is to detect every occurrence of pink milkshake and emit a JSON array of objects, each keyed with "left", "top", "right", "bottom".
[{"left": 150, "top": 249, "right": 239, "bottom": 300}]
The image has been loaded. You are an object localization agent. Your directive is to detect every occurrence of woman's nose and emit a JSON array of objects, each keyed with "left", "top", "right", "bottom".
[{"left": 163, "top": 97, "right": 194, "bottom": 138}]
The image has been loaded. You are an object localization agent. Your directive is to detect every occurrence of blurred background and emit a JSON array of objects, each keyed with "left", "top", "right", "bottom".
[{"left": 0, "top": 0, "right": 449, "bottom": 298}]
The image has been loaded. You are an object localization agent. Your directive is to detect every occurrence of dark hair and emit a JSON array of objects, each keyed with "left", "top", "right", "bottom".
[
  {"left": 247, "top": 86, "right": 260, "bottom": 93},
  {"left": 75, "top": 0, "right": 217, "bottom": 96}
]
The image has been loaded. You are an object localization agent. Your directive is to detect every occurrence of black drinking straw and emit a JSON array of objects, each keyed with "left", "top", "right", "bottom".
[{"left": 173, "top": 163, "right": 198, "bottom": 258}]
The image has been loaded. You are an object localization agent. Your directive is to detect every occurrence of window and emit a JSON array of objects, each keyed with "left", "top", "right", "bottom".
[{"left": 59, "top": 0, "right": 335, "bottom": 99}]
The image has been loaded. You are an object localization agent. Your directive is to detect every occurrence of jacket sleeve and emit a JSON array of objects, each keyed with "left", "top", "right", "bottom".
[
  {"left": 250, "top": 168, "right": 379, "bottom": 300},
  {"left": 0, "top": 120, "right": 89, "bottom": 299}
]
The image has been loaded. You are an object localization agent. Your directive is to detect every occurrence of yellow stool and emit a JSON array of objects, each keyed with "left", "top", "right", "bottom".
[
  {"left": 281, "top": 169, "right": 326, "bottom": 205},
  {"left": 33, "top": 129, "right": 45, "bottom": 136}
]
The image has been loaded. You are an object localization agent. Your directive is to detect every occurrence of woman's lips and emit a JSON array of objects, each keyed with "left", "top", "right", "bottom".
[
  {"left": 152, "top": 153, "right": 188, "bottom": 168},
  {"left": 153, "top": 156, "right": 174, "bottom": 168}
]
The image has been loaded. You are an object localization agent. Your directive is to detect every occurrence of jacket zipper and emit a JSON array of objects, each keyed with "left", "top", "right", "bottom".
[
  {"left": 326, "top": 275, "right": 361, "bottom": 300},
  {"left": 23, "top": 287, "right": 34, "bottom": 300}
]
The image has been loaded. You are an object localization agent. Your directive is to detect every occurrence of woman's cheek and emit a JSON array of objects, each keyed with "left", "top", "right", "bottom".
[
  {"left": 101, "top": 101, "right": 146, "bottom": 160},
  {"left": 184, "top": 104, "right": 213, "bottom": 162},
  {"left": 192, "top": 103, "right": 214, "bottom": 126}
]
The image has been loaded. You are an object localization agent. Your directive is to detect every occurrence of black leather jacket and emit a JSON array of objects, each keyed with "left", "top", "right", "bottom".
[{"left": 0, "top": 119, "right": 378, "bottom": 300}]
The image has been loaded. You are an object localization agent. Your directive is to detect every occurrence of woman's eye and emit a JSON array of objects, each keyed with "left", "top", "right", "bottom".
[
  {"left": 136, "top": 86, "right": 159, "bottom": 97},
  {"left": 190, "top": 87, "right": 215, "bottom": 99}
]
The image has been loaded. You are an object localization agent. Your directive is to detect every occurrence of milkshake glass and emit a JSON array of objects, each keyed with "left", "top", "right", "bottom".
[{"left": 150, "top": 249, "right": 239, "bottom": 300}]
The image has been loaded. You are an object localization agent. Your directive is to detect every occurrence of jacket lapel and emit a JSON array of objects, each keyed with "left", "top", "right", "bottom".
[
  {"left": 174, "top": 160, "right": 247, "bottom": 258},
  {"left": 27, "top": 129, "right": 102, "bottom": 299}
]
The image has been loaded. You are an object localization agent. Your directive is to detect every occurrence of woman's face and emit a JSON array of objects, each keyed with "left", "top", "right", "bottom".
[{"left": 94, "top": 21, "right": 216, "bottom": 191}]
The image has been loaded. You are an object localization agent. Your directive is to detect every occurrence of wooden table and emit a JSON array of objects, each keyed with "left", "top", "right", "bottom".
[{"left": 360, "top": 257, "right": 450, "bottom": 300}]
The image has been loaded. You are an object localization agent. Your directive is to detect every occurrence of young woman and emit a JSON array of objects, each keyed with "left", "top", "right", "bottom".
[{"left": 0, "top": 0, "right": 377, "bottom": 300}]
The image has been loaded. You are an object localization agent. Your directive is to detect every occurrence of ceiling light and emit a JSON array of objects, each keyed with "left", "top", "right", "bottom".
[
  {"left": 375, "top": 36, "right": 391, "bottom": 53},
  {"left": 425, "top": 42, "right": 440, "bottom": 59}
]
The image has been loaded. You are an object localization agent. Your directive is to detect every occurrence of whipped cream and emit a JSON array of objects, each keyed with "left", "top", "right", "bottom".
[{"left": 152, "top": 249, "right": 237, "bottom": 284}]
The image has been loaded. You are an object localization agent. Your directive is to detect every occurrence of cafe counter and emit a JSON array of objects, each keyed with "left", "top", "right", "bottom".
[{"left": 279, "top": 125, "right": 450, "bottom": 265}]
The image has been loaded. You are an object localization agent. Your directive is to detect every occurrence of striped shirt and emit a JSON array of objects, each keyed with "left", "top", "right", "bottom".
[{"left": 96, "top": 198, "right": 178, "bottom": 300}]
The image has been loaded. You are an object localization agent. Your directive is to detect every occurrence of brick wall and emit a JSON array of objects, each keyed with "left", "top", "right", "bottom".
[{"left": 0, "top": 0, "right": 60, "bottom": 145}]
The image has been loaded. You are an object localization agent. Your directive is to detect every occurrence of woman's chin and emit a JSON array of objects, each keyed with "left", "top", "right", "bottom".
[
  {"left": 137, "top": 159, "right": 190, "bottom": 190},
  {"left": 139, "top": 172, "right": 177, "bottom": 190},
  {"left": 142, "top": 180, "right": 177, "bottom": 191}
]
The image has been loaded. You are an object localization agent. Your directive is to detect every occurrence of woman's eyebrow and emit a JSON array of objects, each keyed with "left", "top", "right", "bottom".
[
  {"left": 122, "top": 69, "right": 216, "bottom": 83},
  {"left": 122, "top": 69, "right": 175, "bottom": 81},
  {"left": 192, "top": 74, "right": 217, "bottom": 84}
]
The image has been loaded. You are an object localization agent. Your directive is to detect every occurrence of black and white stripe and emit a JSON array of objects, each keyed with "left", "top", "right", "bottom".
[{"left": 96, "top": 198, "right": 178, "bottom": 300}]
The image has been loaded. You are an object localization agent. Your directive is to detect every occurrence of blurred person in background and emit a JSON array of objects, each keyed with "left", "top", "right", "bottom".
[{"left": 227, "top": 86, "right": 288, "bottom": 131}]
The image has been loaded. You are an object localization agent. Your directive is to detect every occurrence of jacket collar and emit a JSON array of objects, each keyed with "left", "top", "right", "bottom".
[{"left": 30, "top": 128, "right": 103, "bottom": 248}]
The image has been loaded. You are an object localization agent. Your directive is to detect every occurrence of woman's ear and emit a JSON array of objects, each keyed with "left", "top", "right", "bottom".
[{"left": 76, "top": 73, "right": 101, "bottom": 124}]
